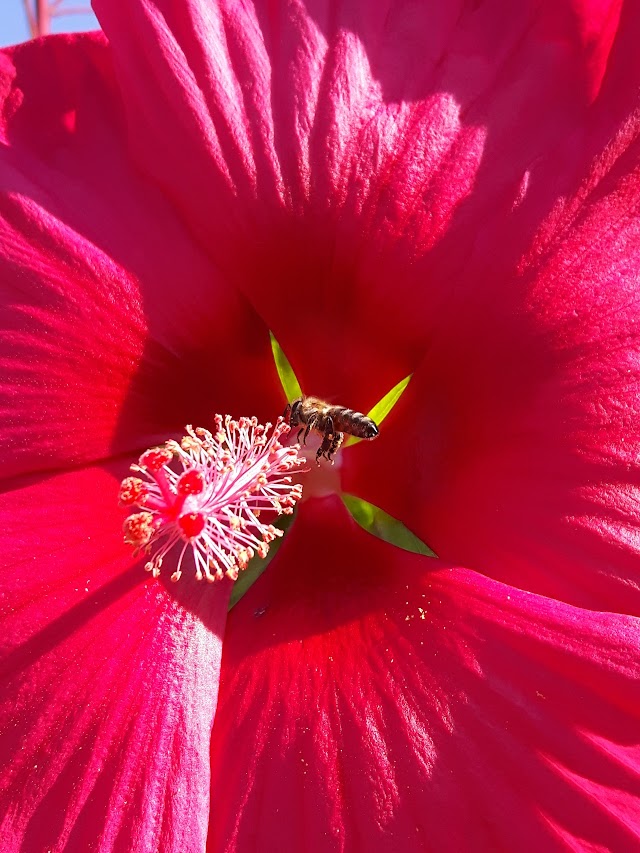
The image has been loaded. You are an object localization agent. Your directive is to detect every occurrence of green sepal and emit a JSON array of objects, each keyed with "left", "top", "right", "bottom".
[
  {"left": 228, "top": 512, "right": 296, "bottom": 610},
  {"left": 270, "top": 332, "right": 302, "bottom": 402},
  {"left": 344, "top": 373, "right": 412, "bottom": 446},
  {"left": 341, "top": 493, "right": 437, "bottom": 557}
]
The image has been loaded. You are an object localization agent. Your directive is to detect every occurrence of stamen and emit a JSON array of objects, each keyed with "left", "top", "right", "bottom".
[{"left": 120, "top": 416, "right": 306, "bottom": 582}]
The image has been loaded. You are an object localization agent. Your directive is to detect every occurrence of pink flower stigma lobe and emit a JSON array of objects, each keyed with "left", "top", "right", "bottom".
[{"left": 119, "top": 416, "right": 305, "bottom": 582}]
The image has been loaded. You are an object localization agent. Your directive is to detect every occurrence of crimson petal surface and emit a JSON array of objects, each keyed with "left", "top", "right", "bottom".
[
  {"left": 95, "top": 0, "right": 621, "bottom": 407},
  {"left": 211, "top": 498, "right": 640, "bottom": 851},
  {"left": 343, "top": 52, "right": 640, "bottom": 614},
  {"left": 0, "top": 35, "right": 279, "bottom": 482},
  {"left": 0, "top": 465, "right": 231, "bottom": 852}
]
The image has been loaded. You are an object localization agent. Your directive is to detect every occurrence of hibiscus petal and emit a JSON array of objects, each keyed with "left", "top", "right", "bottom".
[
  {"left": 0, "top": 35, "right": 280, "bottom": 482},
  {"left": 0, "top": 464, "right": 231, "bottom": 852},
  {"left": 210, "top": 498, "right": 640, "bottom": 851},
  {"left": 344, "top": 83, "right": 640, "bottom": 614},
  {"left": 95, "top": 0, "right": 622, "bottom": 406}
]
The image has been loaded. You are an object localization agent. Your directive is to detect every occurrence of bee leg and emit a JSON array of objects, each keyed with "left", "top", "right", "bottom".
[
  {"left": 326, "top": 432, "right": 344, "bottom": 464},
  {"left": 303, "top": 416, "right": 317, "bottom": 445},
  {"left": 316, "top": 434, "right": 331, "bottom": 465},
  {"left": 296, "top": 428, "right": 304, "bottom": 442},
  {"left": 283, "top": 403, "right": 292, "bottom": 423},
  {"left": 316, "top": 418, "right": 336, "bottom": 464}
]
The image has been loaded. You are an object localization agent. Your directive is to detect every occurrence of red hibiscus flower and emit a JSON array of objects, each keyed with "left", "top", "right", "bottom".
[{"left": 2, "top": 1, "right": 640, "bottom": 851}]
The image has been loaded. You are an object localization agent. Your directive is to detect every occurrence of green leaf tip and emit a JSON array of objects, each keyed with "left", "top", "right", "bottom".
[
  {"left": 341, "top": 493, "right": 437, "bottom": 558},
  {"left": 270, "top": 332, "right": 303, "bottom": 403},
  {"left": 345, "top": 373, "right": 412, "bottom": 446}
]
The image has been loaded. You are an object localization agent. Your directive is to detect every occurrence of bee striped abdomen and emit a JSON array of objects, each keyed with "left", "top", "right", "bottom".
[{"left": 329, "top": 408, "right": 379, "bottom": 439}]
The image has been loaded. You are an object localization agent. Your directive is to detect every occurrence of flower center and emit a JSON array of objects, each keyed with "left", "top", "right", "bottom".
[{"left": 119, "top": 416, "right": 305, "bottom": 582}]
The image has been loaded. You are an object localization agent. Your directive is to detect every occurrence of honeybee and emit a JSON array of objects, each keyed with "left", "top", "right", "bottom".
[{"left": 284, "top": 395, "right": 379, "bottom": 463}]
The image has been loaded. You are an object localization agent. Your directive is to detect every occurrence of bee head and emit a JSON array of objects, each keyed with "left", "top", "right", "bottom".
[
  {"left": 288, "top": 397, "right": 304, "bottom": 427},
  {"left": 283, "top": 397, "right": 303, "bottom": 427}
]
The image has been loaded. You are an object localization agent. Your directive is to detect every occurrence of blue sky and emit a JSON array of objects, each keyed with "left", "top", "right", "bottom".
[{"left": 0, "top": 1, "right": 98, "bottom": 48}]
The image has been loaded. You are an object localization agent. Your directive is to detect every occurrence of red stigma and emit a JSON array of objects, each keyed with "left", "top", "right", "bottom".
[
  {"left": 177, "top": 469, "right": 205, "bottom": 495},
  {"left": 179, "top": 512, "right": 206, "bottom": 539},
  {"left": 139, "top": 448, "right": 173, "bottom": 473}
]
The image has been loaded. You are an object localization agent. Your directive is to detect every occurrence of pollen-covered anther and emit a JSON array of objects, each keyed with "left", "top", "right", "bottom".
[
  {"left": 263, "top": 524, "right": 283, "bottom": 542},
  {"left": 209, "top": 559, "right": 224, "bottom": 581},
  {"left": 145, "top": 557, "right": 163, "bottom": 577},
  {"left": 119, "top": 415, "right": 307, "bottom": 582},
  {"left": 123, "top": 512, "right": 157, "bottom": 549},
  {"left": 118, "top": 477, "right": 149, "bottom": 507}
]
